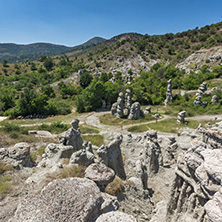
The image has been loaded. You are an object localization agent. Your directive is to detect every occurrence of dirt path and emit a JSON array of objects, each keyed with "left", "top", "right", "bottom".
[{"left": 187, "top": 114, "right": 222, "bottom": 121}]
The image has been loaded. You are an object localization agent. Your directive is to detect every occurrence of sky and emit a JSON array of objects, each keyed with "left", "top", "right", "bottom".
[{"left": 0, "top": 0, "right": 222, "bottom": 46}]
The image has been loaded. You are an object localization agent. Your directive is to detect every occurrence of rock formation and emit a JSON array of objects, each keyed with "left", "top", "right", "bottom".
[
  {"left": 125, "top": 89, "right": 132, "bottom": 116},
  {"left": 197, "top": 82, "right": 207, "bottom": 96},
  {"left": 142, "top": 130, "right": 163, "bottom": 176},
  {"left": 10, "top": 177, "right": 118, "bottom": 222},
  {"left": 194, "top": 95, "right": 202, "bottom": 106},
  {"left": 165, "top": 79, "right": 173, "bottom": 105},
  {"left": 128, "top": 102, "right": 142, "bottom": 120},
  {"left": 211, "top": 95, "right": 218, "bottom": 104},
  {"left": 97, "top": 136, "right": 126, "bottom": 179},
  {"left": 144, "top": 106, "right": 151, "bottom": 115},
  {"left": 166, "top": 128, "right": 222, "bottom": 222},
  {"left": 116, "top": 92, "right": 124, "bottom": 118},
  {"left": 177, "top": 111, "right": 186, "bottom": 124},
  {"left": 111, "top": 90, "right": 143, "bottom": 120},
  {"left": 0, "top": 142, "right": 32, "bottom": 169},
  {"left": 59, "top": 119, "right": 83, "bottom": 150},
  {"left": 111, "top": 102, "right": 118, "bottom": 115}
]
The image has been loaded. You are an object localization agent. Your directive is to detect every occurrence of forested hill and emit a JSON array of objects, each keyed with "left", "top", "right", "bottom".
[{"left": 0, "top": 37, "right": 106, "bottom": 63}]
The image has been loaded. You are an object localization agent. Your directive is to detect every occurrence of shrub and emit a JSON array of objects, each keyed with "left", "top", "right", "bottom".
[{"left": 105, "top": 176, "right": 124, "bottom": 196}]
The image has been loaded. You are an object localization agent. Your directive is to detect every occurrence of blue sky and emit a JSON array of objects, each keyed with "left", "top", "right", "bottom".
[{"left": 0, "top": 0, "right": 221, "bottom": 46}]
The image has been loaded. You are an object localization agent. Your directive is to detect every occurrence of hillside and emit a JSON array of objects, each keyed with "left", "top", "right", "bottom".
[
  {"left": 0, "top": 37, "right": 106, "bottom": 63},
  {"left": 65, "top": 22, "right": 222, "bottom": 74}
]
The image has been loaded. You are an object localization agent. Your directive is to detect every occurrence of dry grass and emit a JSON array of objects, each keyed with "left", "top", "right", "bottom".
[
  {"left": 105, "top": 176, "right": 124, "bottom": 196},
  {"left": 47, "top": 165, "right": 86, "bottom": 181}
]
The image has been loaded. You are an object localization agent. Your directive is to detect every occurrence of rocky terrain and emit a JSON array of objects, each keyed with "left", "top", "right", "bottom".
[{"left": 0, "top": 107, "right": 222, "bottom": 222}]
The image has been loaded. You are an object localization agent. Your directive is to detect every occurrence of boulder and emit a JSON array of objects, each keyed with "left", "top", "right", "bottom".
[
  {"left": 205, "top": 188, "right": 222, "bottom": 222},
  {"left": 96, "top": 211, "right": 137, "bottom": 222},
  {"left": 10, "top": 177, "right": 109, "bottom": 222},
  {"left": 69, "top": 149, "right": 95, "bottom": 166},
  {"left": 85, "top": 163, "right": 115, "bottom": 189},
  {"left": 0, "top": 142, "right": 32, "bottom": 169}
]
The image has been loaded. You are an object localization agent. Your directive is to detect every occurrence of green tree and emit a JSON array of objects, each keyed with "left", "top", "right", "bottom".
[{"left": 80, "top": 71, "right": 93, "bottom": 88}]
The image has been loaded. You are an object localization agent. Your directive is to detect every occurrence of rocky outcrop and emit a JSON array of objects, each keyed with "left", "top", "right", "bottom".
[
  {"left": 165, "top": 79, "right": 173, "bottom": 105},
  {"left": 59, "top": 119, "right": 83, "bottom": 150},
  {"left": 166, "top": 137, "right": 222, "bottom": 222},
  {"left": 10, "top": 177, "right": 117, "bottom": 222},
  {"left": 97, "top": 136, "right": 126, "bottom": 180},
  {"left": 197, "top": 82, "right": 207, "bottom": 96},
  {"left": 0, "top": 143, "right": 32, "bottom": 169},
  {"left": 142, "top": 130, "right": 163, "bottom": 176},
  {"left": 85, "top": 163, "right": 115, "bottom": 190},
  {"left": 96, "top": 211, "right": 137, "bottom": 222},
  {"left": 111, "top": 102, "right": 117, "bottom": 115}
]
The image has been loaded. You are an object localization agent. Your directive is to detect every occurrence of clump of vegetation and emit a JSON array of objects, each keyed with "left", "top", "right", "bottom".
[
  {"left": 0, "top": 175, "right": 12, "bottom": 198},
  {"left": 0, "top": 123, "right": 28, "bottom": 138},
  {"left": 38, "top": 121, "right": 69, "bottom": 134},
  {"left": 105, "top": 176, "right": 124, "bottom": 196},
  {"left": 47, "top": 165, "right": 86, "bottom": 180},
  {"left": 82, "top": 135, "right": 104, "bottom": 147},
  {"left": 0, "top": 162, "right": 13, "bottom": 175}
]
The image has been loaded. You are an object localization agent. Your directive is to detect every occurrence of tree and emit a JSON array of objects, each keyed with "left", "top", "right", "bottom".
[
  {"left": 80, "top": 71, "right": 93, "bottom": 88},
  {"left": 41, "top": 85, "right": 55, "bottom": 98},
  {"left": 43, "top": 57, "right": 54, "bottom": 71},
  {"left": 2, "top": 60, "right": 9, "bottom": 67}
]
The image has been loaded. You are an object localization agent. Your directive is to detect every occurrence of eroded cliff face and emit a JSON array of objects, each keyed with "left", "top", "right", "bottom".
[{"left": 166, "top": 126, "right": 222, "bottom": 222}]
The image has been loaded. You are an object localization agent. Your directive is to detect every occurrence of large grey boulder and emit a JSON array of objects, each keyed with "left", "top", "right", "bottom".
[
  {"left": 39, "top": 143, "right": 74, "bottom": 168},
  {"left": 85, "top": 163, "right": 115, "bottom": 189},
  {"left": 10, "top": 177, "right": 110, "bottom": 222},
  {"left": 96, "top": 211, "right": 137, "bottom": 222},
  {"left": 0, "top": 142, "right": 32, "bottom": 169},
  {"left": 69, "top": 148, "right": 95, "bottom": 166}
]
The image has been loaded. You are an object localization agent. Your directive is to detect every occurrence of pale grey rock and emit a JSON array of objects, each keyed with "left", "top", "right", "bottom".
[
  {"left": 96, "top": 211, "right": 137, "bottom": 222},
  {"left": 194, "top": 95, "right": 202, "bottom": 106},
  {"left": 164, "top": 79, "right": 173, "bottom": 105},
  {"left": 177, "top": 111, "right": 186, "bottom": 123},
  {"left": 85, "top": 163, "right": 115, "bottom": 189},
  {"left": 125, "top": 89, "right": 132, "bottom": 116},
  {"left": 135, "top": 159, "right": 148, "bottom": 189},
  {"left": 10, "top": 178, "right": 107, "bottom": 222},
  {"left": 0, "top": 143, "right": 32, "bottom": 169},
  {"left": 69, "top": 148, "right": 95, "bottom": 166},
  {"left": 111, "top": 102, "right": 117, "bottom": 115},
  {"left": 39, "top": 143, "right": 74, "bottom": 168},
  {"left": 144, "top": 106, "right": 151, "bottom": 115},
  {"left": 205, "top": 188, "right": 222, "bottom": 222},
  {"left": 142, "top": 130, "right": 163, "bottom": 176},
  {"left": 59, "top": 119, "right": 83, "bottom": 150},
  {"left": 117, "top": 92, "right": 124, "bottom": 118},
  {"left": 211, "top": 95, "right": 218, "bottom": 104},
  {"left": 97, "top": 136, "right": 126, "bottom": 179},
  {"left": 128, "top": 102, "right": 141, "bottom": 120}
]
